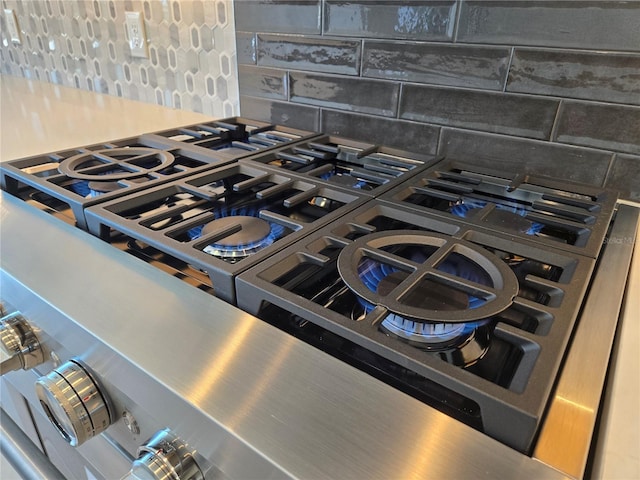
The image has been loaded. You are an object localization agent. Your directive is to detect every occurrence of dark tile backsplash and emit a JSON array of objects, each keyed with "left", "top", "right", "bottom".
[
  {"left": 235, "top": 0, "right": 640, "bottom": 200},
  {"left": 258, "top": 35, "right": 361, "bottom": 75},
  {"left": 237, "top": 65, "right": 287, "bottom": 100},
  {"left": 235, "top": 0, "right": 321, "bottom": 35},
  {"left": 290, "top": 72, "right": 399, "bottom": 117},
  {"left": 399, "top": 85, "right": 558, "bottom": 140},
  {"left": 324, "top": 1, "right": 457, "bottom": 41},
  {"left": 439, "top": 128, "right": 613, "bottom": 186},
  {"left": 321, "top": 110, "right": 441, "bottom": 155},
  {"left": 240, "top": 95, "right": 320, "bottom": 131},
  {"left": 363, "top": 41, "right": 510, "bottom": 90},
  {"left": 457, "top": 1, "right": 640, "bottom": 51},
  {"left": 508, "top": 49, "right": 640, "bottom": 106},
  {"left": 605, "top": 154, "right": 640, "bottom": 201},
  {"left": 555, "top": 102, "right": 640, "bottom": 155}
]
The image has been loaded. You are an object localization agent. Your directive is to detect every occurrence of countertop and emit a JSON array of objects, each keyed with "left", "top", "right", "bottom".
[
  {"left": 1, "top": 75, "right": 638, "bottom": 479},
  {"left": 1, "top": 75, "right": 211, "bottom": 162}
]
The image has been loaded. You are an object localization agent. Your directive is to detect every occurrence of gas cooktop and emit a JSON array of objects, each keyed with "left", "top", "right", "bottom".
[{"left": 0, "top": 118, "right": 623, "bottom": 462}]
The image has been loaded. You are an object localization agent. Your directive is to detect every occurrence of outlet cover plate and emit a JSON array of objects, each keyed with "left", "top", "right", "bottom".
[
  {"left": 4, "top": 9, "right": 21, "bottom": 44},
  {"left": 125, "top": 11, "right": 148, "bottom": 58}
]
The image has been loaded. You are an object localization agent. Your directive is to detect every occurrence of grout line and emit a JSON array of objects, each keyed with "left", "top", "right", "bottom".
[
  {"left": 549, "top": 100, "right": 564, "bottom": 141},
  {"left": 286, "top": 70, "right": 291, "bottom": 101},
  {"left": 359, "top": 39, "right": 364, "bottom": 77},
  {"left": 452, "top": 0, "right": 463, "bottom": 43},
  {"left": 602, "top": 153, "right": 617, "bottom": 188},
  {"left": 437, "top": 126, "right": 446, "bottom": 156},
  {"left": 396, "top": 82, "right": 403, "bottom": 119},
  {"left": 503, "top": 47, "right": 515, "bottom": 92}
]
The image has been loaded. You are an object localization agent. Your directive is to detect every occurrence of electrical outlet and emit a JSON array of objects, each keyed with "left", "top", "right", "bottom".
[
  {"left": 125, "top": 11, "right": 148, "bottom": 58},
  {"left": 4, "top": 9, "right": 21, "bottom": 44}
]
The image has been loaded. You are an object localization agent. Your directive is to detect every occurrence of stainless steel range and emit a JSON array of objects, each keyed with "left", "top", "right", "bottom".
[{"left": 0, "top": 119, "right": 637, "bottom": 480}]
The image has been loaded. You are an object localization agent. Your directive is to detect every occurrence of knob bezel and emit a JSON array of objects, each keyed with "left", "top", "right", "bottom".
[
  {"left": 0, "top": 312, "right": 45, "bottom": 375},
  {"left": 131, "top": 429, "right": 204, "bottom": 480},
  {"left": 35, "top": 358, "right": 114, "bottom": 447}
]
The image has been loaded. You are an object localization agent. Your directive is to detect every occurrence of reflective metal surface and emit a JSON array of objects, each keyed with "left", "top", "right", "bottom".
[
  {"left": 0, "top": 312, "right": 44, "bottom": 375},
  {"left": 534, "top": 204, "right": 639, "bottom": 478},
  {"left": 0, "top": 408, "right": 66, "bottom": 480},
  {"left": 0, "top": 189, "right": 575, "bottom": 478}
]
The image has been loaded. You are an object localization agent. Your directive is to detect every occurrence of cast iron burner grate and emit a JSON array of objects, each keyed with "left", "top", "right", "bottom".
[
  {"left": 149, "top": 117, "right": 319, "bottom": 160},
  {"left": 84, "top": 162, "right": 368, "bottom": 303},
  {"left": 379, "top": 160, "right": 617, "bottom": 257},
  {"left": 240, "top": 135, "right": 437, "bottom": 196},
  {"left": 0, "top": 136, "right": 238, "bottom": 229},
  {"left": 236, "top": 200, "right": 596, "bottom": 453}
]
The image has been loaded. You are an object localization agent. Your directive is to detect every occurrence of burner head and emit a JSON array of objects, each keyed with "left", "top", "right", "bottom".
[
  {"left": 338, "top": 231, "right": 519, "bottom": 365},
  {"left": 450, "top": 200, "right": 543, "bottom": 235},
  {"left": 195, "top": 215, "right": 284, "bottom": 261},
  {"left": 202, "top": 215, "right": 271, "bottom": 247},
  {"left": 320, "top": 171, "right": 369, "bottom": 190}
]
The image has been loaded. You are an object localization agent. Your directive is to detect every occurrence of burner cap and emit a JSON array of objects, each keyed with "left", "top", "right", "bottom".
[
  {"left": 201, "top": 216, "right": 271, "bottom": 247},
  {"left": 377, "top": 271, "right": 469, "bottom": 310},
  {"left": 486, "top": 209, "right": 534, "bottom": 234}
]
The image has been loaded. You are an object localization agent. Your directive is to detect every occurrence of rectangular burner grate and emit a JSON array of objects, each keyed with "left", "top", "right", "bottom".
[
  {"left": 378, "top": 160, "right": 617, "bottom": 257},
  {"left": 148, "top": 116, "right": 320, "bottom": 160},
  {"left": 0, "top": 135, "right": 239, "bottom": 230},
  {"left": 84, "top": 162, "right": 368, "bottom": 303},
  {"left": 236, "top": 200, "right": 595, "bottom": 453},
  {"left": 240, "top": 135, "right": 438, "bottom": 196}
]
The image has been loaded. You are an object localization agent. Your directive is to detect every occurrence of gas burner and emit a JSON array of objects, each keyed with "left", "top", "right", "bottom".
[
  {"left": 338, "top": 231, "right": 519, "bottom": 323},
  {"left": 320, "top": 171, "right": 370, "bottom": 190},
  {"left": 338, "top": 230, "right": 519, "bottom": 365},
  {"left": 450, "top": 200, "right": 543, "bottom": 235},
  {"left": 63, "top": 148, "right": 175, "bottom": 198},
  {"left": 188, "top": 209, "right": 285, "bottom": 262},
  {"left": 355, "top": 255, "right": 492, "bottom": 365}
]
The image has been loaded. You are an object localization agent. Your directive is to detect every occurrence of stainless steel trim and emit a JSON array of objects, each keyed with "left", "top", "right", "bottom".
[
  {"left": 0, "top": 407, "right": 66, "bottom": 480},
  {"left": 534, "top": 204, "right": 640, "bottom": 478}
]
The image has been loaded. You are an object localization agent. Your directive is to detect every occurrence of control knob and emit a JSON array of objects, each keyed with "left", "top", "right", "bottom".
[
  {"left": 0, "top": 311, "right": 45, "bottom": 375},
  {"left": 126, "top": 429, "right": 204, "bottom": 480},
  {"left": 35, "top": 359, "right": 114, "bottom": 446}
]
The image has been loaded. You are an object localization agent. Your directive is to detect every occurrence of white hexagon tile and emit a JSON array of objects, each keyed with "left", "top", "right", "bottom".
[{"left": 0, "top": 0, "right": 239, "bottom": 118}]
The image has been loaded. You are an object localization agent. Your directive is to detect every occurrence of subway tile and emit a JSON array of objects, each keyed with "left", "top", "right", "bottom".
[
  {"left": 240, "top": 95, "right": 320, "bottom": 131},
  {"left": 235, "top": 0, "right": 321, "bottom": 34},
  {"left": 321, "top": 109, "right": 440, "bottom": 155},
  {"left": 257, "top": 34, "right": 361, "bottom": 75},
  {"left": 400, "top": 85, "right": 558, "bottom": 140},
  {"left": 439, "top": 128, "right": 613, "bottom": 186},
  {"left": 236, "top": 32, "right": 257, "bottom": 65},
  {"left": 555, "top": 102, "right": 640, "bottom": 155},
  {"left": 458, "top": 1, "right": 640, "bottom": 51},
  {"left": 508, "top": 49, "right": 640, "bottom": 105},
  {"left": 604, "top": 154, "right": 640, "bottom": 201},
  {"left": 324, "top": 1, "right": 457, "bottom": 40},
  {"left": 290, "top": 72, "right": 400, "bottom": 117},
  {"left": 238, "top": 65, "right": 287, "bottom": 100},
  {"left": 363, "top": 41, "right": 510, "bottom": 90}
]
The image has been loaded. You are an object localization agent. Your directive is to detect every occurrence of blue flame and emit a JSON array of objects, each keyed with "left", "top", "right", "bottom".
[
  {"left": 320, "top": 171, "right": 368, "bottom": 189},
  {"left": 356, "top": 252, "right": 490, "bottom": 343},
  {"left": 187, "top": 205, "right": 285, "bottom": 258},
  {"left": 450, "top": 199, "right": 543, "bottom": 235}
]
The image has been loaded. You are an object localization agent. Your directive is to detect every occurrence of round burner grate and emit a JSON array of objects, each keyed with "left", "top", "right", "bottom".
[
  {"left": 337, "top": 230, "right": 519, "bottom": 324},
  {"left": 58, "top": 148, "right": 175, "bottom": 181}
]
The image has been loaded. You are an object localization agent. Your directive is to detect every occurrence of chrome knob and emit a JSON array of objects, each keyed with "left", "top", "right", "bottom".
[
  {"left": 0, "top": 312, "right": 45, "bottom": 375},
  {"left": 127, "top": 429, "right": 204, "bottom": 480},
  {"left": 35, "top": 359, "right": 113, "bottom": 447}
]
